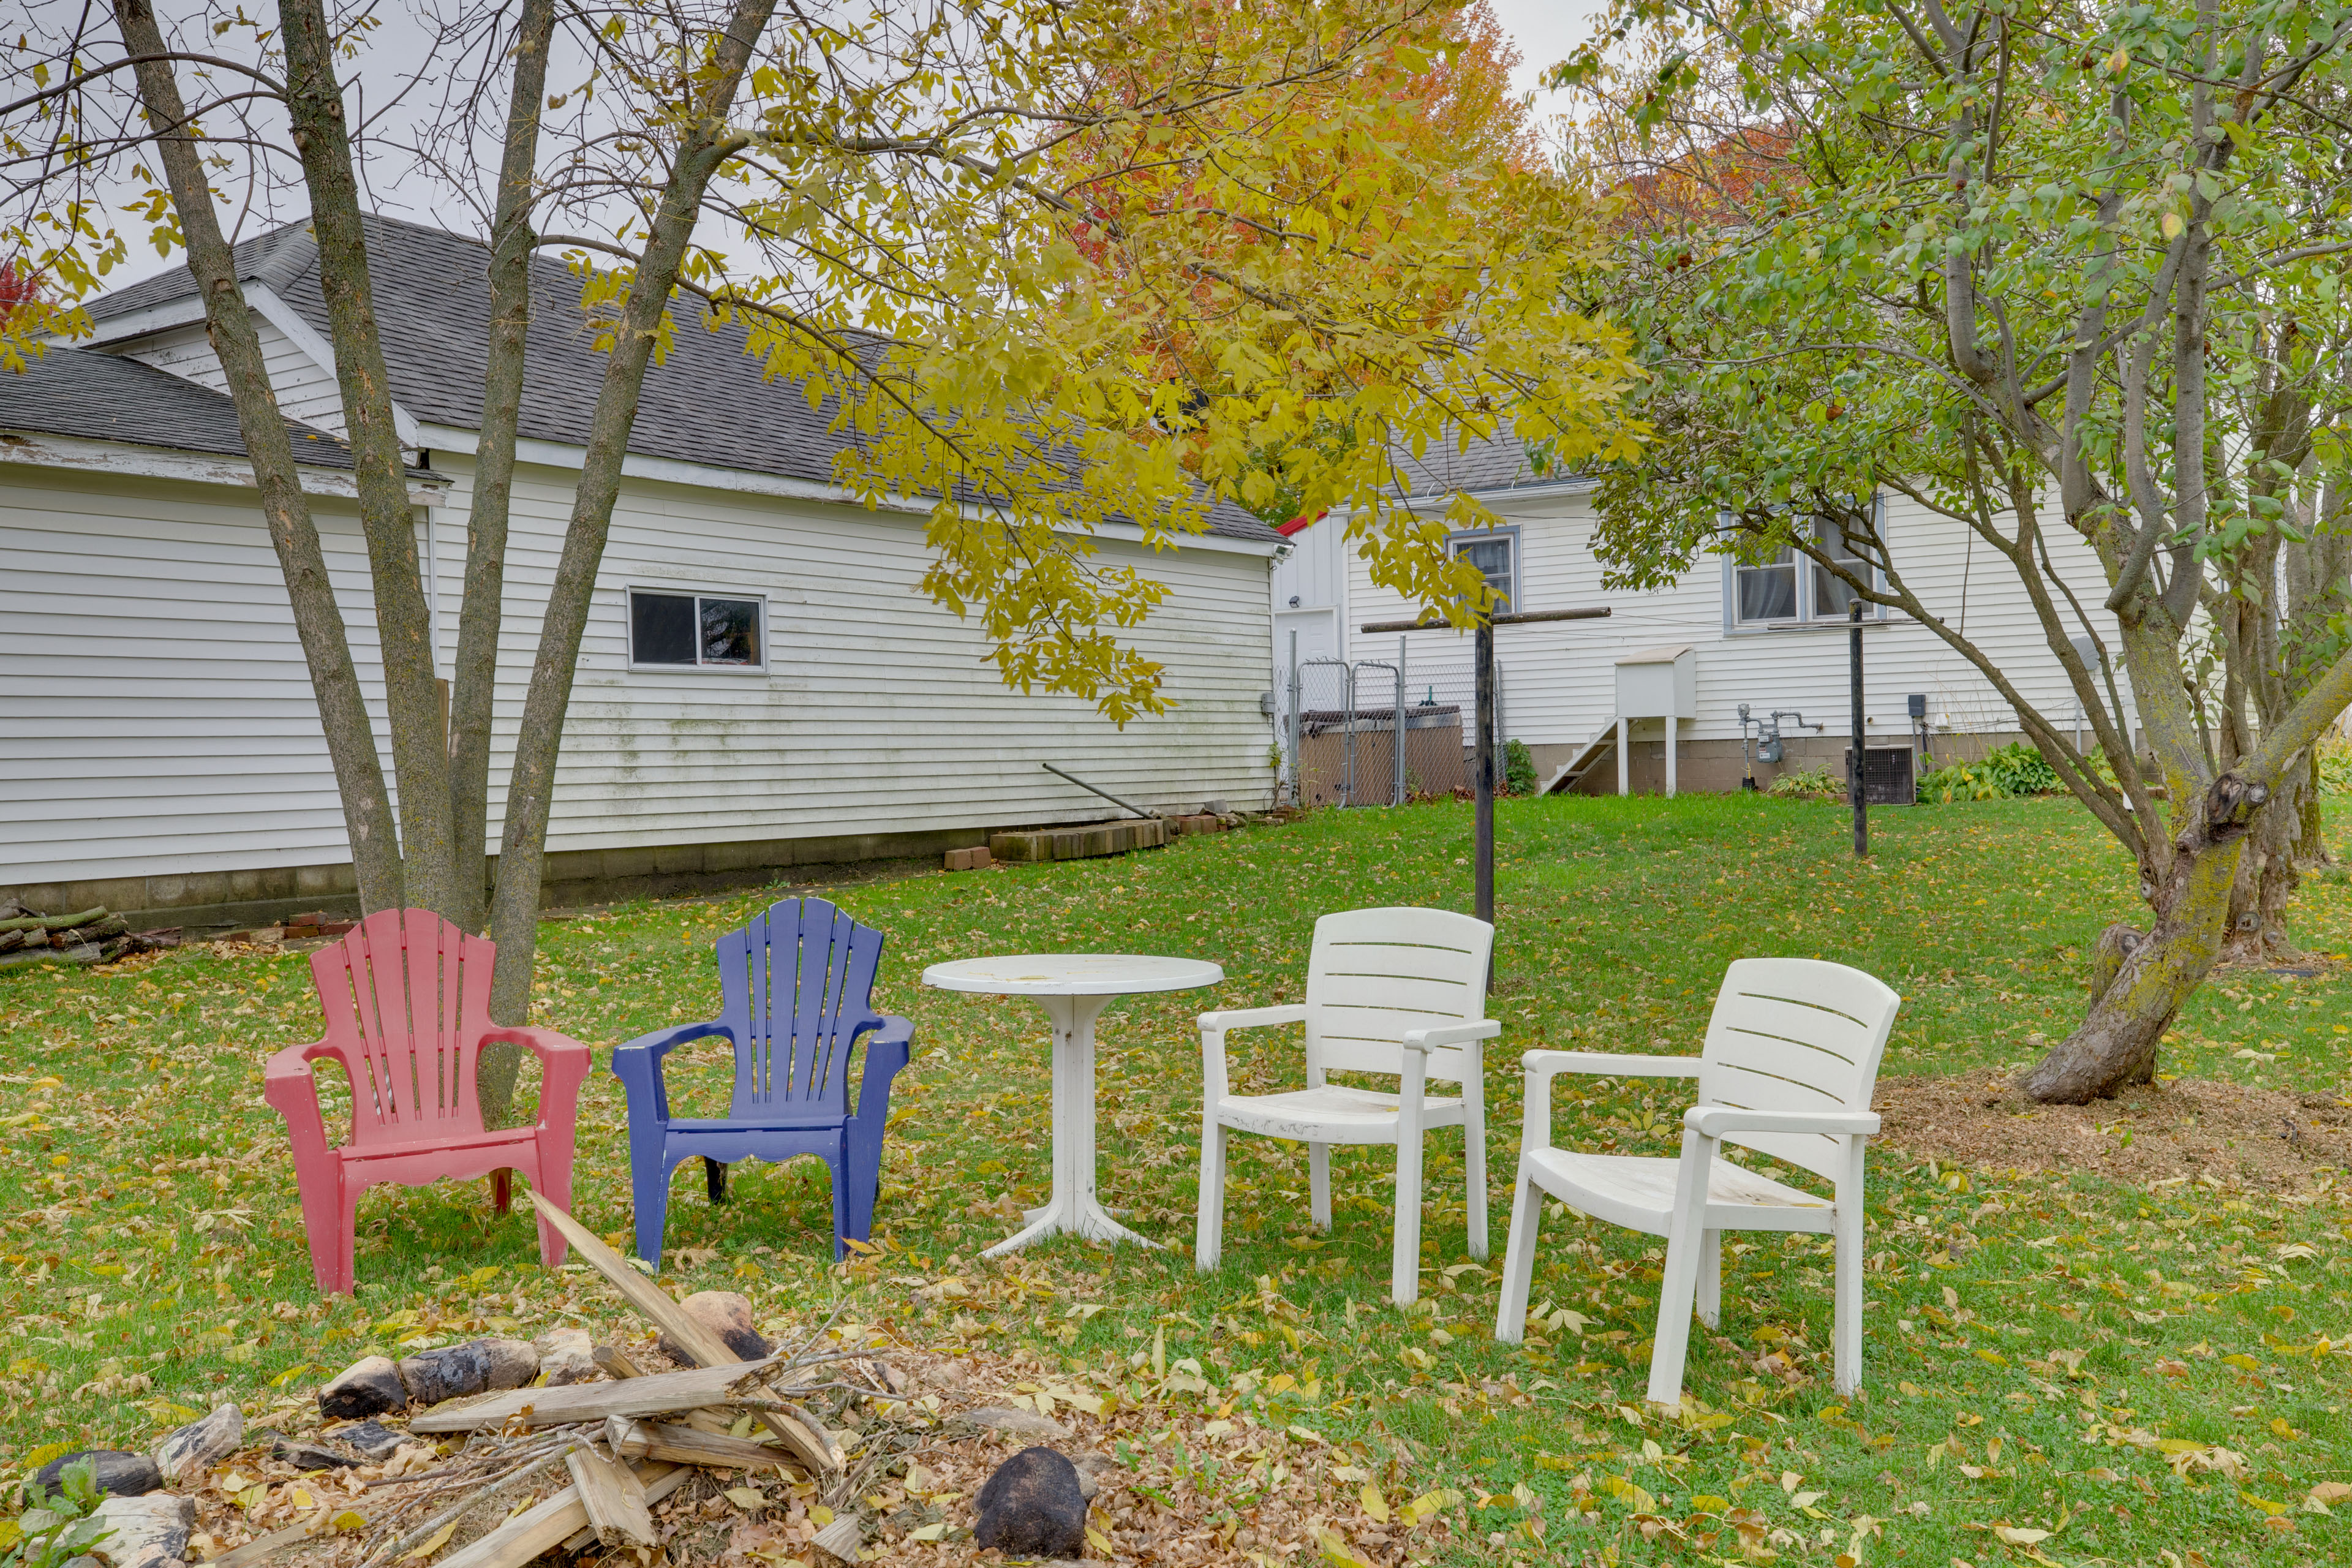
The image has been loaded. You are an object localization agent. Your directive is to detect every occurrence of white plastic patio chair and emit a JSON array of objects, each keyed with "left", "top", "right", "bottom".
[
  {"left": 1492, "top": 957, "right": 1900, "bottom": 1406},
  {"left": 1194, "top": 906, "right": 1498, "bottom": 1306}
]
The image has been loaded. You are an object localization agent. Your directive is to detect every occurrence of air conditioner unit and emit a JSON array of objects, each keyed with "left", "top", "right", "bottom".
[{"left": 1844, "top": 745, "right": 1917, "bottom": 806}]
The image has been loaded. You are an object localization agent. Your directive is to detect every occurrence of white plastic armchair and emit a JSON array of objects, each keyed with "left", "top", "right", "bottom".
[
  {"left": 1492, "top": 958, "right": 1901, "bottom": 1407},
  {"left": 1196, "top": 907, "right": 1498, "bottom": 1306}
]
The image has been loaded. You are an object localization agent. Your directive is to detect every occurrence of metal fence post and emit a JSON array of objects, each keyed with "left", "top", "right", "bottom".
[
  {"left": 1287, "top": 629, "right": 1301, "bottom": 808},
  {"left": 1394, "top": 636, "right": 1408, "bottom": 806},
  {"left": 1850, "top": 600, "right": 1868, "bottom": 858},
  {"left": 1342, "top": 662, "right": 1356, "bottom": 807},
  {"left": 1475, "top": 617, "right": 1496, "bottom": 927}
]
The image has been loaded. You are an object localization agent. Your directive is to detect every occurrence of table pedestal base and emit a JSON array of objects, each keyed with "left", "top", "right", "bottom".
[{"left": 984, "top": 993, "right": 1158, "bottom": 1257}]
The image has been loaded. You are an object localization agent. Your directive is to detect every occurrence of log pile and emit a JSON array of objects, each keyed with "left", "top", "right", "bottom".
[
  {"left": 0, "top": 903, "right": 179, "bottom": 967},
  {"left": 24, "top": 1194, "right": 937, "bottom": 1568},
  {"left": 307, "top": 1197, "right": 881, "bottom": 1568}
]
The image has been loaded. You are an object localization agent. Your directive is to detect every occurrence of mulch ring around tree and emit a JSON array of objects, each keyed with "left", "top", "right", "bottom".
[{"left": 1873, "top": 1072, "right": 2352, "bottom": 1190}]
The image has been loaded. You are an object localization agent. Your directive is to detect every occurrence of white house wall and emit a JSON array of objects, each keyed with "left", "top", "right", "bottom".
[
  {"left": 1338, "top": 488, "right": 2125, "bottom": 755},
  {"left": 1, "top": 456, "right": 1275, "bottom": 892},
  {"left": 434, "top": 452, "right": 1276, "bottom": 856},
  {"left": 0, "top": 464, "right": 392, "bottom": 888},
  {"left": 119, "top": 318, "right": 355, "bottom": 439}
]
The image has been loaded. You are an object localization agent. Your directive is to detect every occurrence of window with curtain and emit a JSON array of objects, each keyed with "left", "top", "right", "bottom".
[
  {"left": 1726, "top": 499, "right": 1884, "bottom": 627},
  {"left": 1450, "top": 530, "right": 1517, "bottom": 612}
]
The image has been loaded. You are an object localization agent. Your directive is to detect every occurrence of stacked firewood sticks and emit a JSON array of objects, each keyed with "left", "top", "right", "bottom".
[
  {"left": 369, "top": 1195, "right": 881, "bottom": 1568},
  {"left": 0, "top": 903, "right": 179, "bottom": 965}
]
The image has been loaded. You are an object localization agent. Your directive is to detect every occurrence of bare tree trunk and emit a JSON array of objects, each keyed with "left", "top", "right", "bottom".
[
  {"left": 2024, "top": 780, "right": 2252, "bottom": 1103},
  {"left": 451, "top": 0, "right": 558, "bottom": 1128},
  {"left": 484, "top": 0, "right": 780, "bottom": 1027},
  {"left": 2283, "top": 497, "right": 2349, "bottom": 872},
  {"left": 2218, "top": 767, "right": 2304, "bottom": 965},
  {"left": 2028, "top": 648, "right": 2352, "bottom": 1100},
  {"left": 112, "top": 0, "right": 405, "bottom": 912},
  {"left": 2299, "top": 777, "right": 2333, "bottom": 870},
  {"left": 450, "top": 0, "right": 557, "bottom": 944},
  {"left": 279, "top": 0, "right": 459, "bottom": 920}
]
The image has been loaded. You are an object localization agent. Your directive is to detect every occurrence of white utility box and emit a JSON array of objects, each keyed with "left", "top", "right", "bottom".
[{"left": 1612, "top": 645, "right": 1698, "bottom": 797}]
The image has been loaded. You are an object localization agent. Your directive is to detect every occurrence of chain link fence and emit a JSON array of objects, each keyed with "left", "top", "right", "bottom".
[{"left": 1281, "top": 652, "right": 1500, "bottom": 808}]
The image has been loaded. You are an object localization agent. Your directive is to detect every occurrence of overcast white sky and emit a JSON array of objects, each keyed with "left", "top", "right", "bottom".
[
  {"left": 89, "top": 0, "right": 1613, "bottom": 293},
  {"left": 1488, "top": 0, "right": 1610, "bottom": 104}
]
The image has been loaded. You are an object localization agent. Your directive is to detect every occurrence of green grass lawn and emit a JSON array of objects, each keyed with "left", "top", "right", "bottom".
[{"left": 2, "top": 793, "right": 2348, "bottom": 1566}]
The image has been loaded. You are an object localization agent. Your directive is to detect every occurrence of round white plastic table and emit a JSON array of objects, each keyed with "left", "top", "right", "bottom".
[{"left": 922, "top": 953, "right": 1223, "bottom": 1257}]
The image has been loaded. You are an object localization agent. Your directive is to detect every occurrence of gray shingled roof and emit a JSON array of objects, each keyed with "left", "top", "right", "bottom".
[
  {"left": 0, "top": 347, "right": 359, "bottom": 469},
  {"left": 1388, "top": 431, "right": 1588, "bottom": 499},
  {"left": 89, "top": 214, "right": 1281, "bottom": 544}
]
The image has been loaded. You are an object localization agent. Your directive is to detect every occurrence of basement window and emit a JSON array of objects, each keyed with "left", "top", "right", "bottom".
[{"left": 628, "top": 589, "right": 764, "bottom": 669}]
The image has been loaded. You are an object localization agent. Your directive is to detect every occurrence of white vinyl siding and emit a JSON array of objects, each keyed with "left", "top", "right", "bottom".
[
  {"left": 0, "top": 466, "right": 388, "bottom": 883},
  {"left": 120, "top": 318, "right": 353, "bottom": 439},
  {"left": 502, "top": 456, "right": 1273, "bottom": 852},
  {"left": 1337, "top": 485, "right": 2122, "bottom": 750},
  {"left": 0, "top": 453, "right": 1276, "bottom": 887}
]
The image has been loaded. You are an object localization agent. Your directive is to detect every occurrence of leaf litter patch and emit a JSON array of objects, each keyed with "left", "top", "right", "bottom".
[{"left": 1874, "top": 1072, "right": 2352, "bottom": 1188}]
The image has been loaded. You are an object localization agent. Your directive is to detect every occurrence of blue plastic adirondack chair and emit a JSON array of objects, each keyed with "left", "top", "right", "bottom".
[{"left": 609, "top": 897, "right": 911, "bottom": 1263}]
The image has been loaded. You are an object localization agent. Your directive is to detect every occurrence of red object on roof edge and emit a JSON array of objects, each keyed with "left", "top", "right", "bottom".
[{"left": 1276, "top": 510, "right": 1327, "bottom": 537}]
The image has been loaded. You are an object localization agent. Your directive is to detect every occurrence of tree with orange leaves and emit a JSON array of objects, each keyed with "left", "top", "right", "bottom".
[{"left": 1033, "top": 1, "right": 1604, "bottom": 529}]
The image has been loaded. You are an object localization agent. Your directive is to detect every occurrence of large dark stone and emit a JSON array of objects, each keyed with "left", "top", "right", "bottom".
[
  {"left": 318, "top": 1355, "right": 406, "bottom": 1420},
  {"left": 396, "top": 1338, "right": 537, "bottom": 1408},
  {"left": 152, "top": 1403, "right": 242, "bottom": 1485},
  {"left": 30, "top": 1449, "right": 160, "bottom": 1498},
  {"left": 265, "top": 1431, "right": 359, "bottom": 1471},
  {"left": 657, "top": 1292, "right": 771, "bottom": 1362},
  {"left": 328, "top": 1421, "right": 405, "bottom": 1463},
  {"left": 974, "top": 1447, "right": 1088, "bottom": 1560}
]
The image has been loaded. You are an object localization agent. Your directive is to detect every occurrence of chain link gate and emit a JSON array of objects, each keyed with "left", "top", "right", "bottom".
[{"left": 1287, "top": 658, "right": 1483, "bottom": 807}]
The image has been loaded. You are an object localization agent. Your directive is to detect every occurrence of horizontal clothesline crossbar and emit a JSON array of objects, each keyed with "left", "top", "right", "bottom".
[{"left": 1358, "top": 607, "right": 1611, "bottom": 633}]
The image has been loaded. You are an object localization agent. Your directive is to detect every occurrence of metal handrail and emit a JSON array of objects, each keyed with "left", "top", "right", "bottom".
[{"left": 1041, "top": 762, "right": 1160, "bottom": 820}]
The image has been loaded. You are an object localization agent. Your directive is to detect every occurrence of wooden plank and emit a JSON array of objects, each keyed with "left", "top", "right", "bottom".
[
  {"left": 435, "top": 1463, "right": 682, "bottom": 1568},
  {"left": 565, "top": 1449, "right": 657, "bottom": 1550},
  {"left": 607, "top": 1416, "right": 796, "bottom": 1471},
  {"left": 556, "top": 1463, "right": 692, "bottom": 1556},
  {"left": 810, "top": 1515, "right": 864, "bottom": 1564},
  {"left": 526, "top": 1191, "right": 837, "bottom": 1474},
  {"left": 592, "top": 1344, "right": 645, "bottom": 1380},
  {"left": 407, "top": 1354, "right": 788, "bottom": 1433},
  {"left": 209, "top": 1518, "right": 334, "bottom": 1568},
  {"left": 526, "top": 1192, "right": 734, "bottom": 1365}
]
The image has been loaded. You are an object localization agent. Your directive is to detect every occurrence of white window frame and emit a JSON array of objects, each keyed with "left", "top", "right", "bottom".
[
  {"left": 1449, "top": 524, "right": 1521, "bottom": 614},
  {"left": 625, "top": 586, "right": 770, "bottom": 673},
  {"left": 1721, "top": 496, "right": 1888, "bottom": 634}
]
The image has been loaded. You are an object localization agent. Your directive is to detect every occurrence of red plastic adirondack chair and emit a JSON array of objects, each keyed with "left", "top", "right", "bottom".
[{"left": 263, "top": 908, "right": 593, "bottom": 1295}]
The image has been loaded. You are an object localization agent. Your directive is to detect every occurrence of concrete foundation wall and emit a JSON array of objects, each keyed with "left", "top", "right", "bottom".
[
  {"left": 1533, "top": 729, "right": 2037, "bottom": 797},
  {"left": 0, "top": 821, "right": 1008, "bottom": 931}
]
